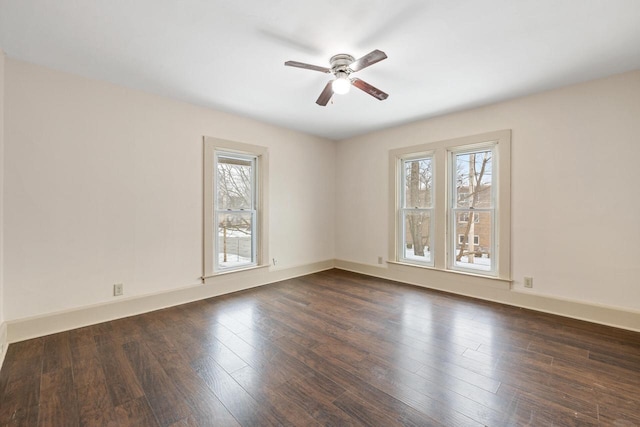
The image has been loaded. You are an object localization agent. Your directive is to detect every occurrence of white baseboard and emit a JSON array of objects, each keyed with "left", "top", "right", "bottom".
[
  {"left": 0, "top": 322, "right": 7, "bottom": 370},
  {"left": 6, "top": 259, "right": 335, "bottom": 344},
  {"left": 5, "top": 257, "right": 638, "bottom": 353},
  {"left": 335, "top": 259, "right": 640, "bottom": 333}
]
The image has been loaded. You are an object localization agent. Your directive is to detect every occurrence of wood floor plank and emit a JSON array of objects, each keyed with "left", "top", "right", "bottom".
[
  {"left": 1, "top": 269, "right": 639, "bottom": 426},
  {"left": 498, "top": 386, "right": 600, "bottom": 426},
  {"left": 192, "top": 355, "right": 289, "bottom": 426},
  {"left": 277, "top": 334, "right": 479, "bottom": 426},
  {"left": 276, "top": 373, "right": 357, "bottom": 427},
  {"left": 113, "top": 397, "right": 160, "bottom": 427},
  {"left": 331, "top": 390, "right": 413, "bottom": 427},
  {"left": 37, "top": 368, "right": 79, "bottom": 426},
  {"left": 121, "top": 341, "right": 192, "bottom": 426},
  {"left": 41, "top": 333, "right": 72, "bottom": 375},
  {"left": 231, "top": 365, "right": 322, "bottom": 427},
  {"left": 526, "top": 336, "right": 591, "bottom": 361},
  {"left": 416, "top": 357, "right": 502, "bottom": 394},
  {"left": 345, "top": 353, "right": 497, "bottom": 426},
  {"left": 145, "top": 333, "right": 241, "bottom": 427},
  {"left": 70, "top": 341, "right": 117, "bottom": 426},
  {"left": 0, "top": 340, "right": 44, "bottom": 424},
  {"left": 172, "top": 322, "right": 249, "bottom": 374},
  {"left": 95, "top": 339, "right": 145, "bottom": 407},
  {"left": 0, "top": 375, "right": 41, "bottom": 425}
]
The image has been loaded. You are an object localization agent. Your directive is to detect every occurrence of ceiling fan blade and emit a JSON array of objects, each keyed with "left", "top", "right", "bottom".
[
  {"left": 349, "top": 49, "right": 387, "bottom": 72},
  {"left": 285, "top": 60, "right": 331, "bottom": 73},
  {"left": 352, "top": 78, "right": 389, "bottom": 101},
  {"left": 316, "top": 81, "right": 334, "bottom": 106}
]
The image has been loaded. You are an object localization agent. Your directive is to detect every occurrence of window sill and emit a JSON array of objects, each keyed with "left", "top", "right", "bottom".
[
  {"left": 202, "top": 263, "right": 270, "bottom": 281},
  {"left": 386, "top": 260, "right": 512, "bottom": 289}
]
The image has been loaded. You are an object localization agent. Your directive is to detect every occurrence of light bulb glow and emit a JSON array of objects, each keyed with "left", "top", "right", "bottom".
[{"left": 332, "top": 76, "right": 351, "bottom": 94}]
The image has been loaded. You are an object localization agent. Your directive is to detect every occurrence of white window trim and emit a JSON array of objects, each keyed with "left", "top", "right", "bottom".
[
  {"left": 388, "top": 130, "right": 511, "bottom": 281},
  {"left": 203, "top": 137, "right": 269, "bottom": 281}
]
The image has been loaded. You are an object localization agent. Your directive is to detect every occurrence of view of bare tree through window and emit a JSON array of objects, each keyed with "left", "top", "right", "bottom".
[
  {"left": 393, "top": 132, "right": 508, "bottom": 278},
  {"left": 215, "top": 154, "right": 255, "bottom": 269},
  {"left": 453, "top": 149, "right": 493, "bottom": 271},
  {"left": 401, "top": 157, "right": 433, "bottom": 264}
]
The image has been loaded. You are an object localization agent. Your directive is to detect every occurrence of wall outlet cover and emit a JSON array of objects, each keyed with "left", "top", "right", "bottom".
[
  {"left": 113, "top": 283, "right": 124, "bottom": 296},
  {"left": 524, "top": 277, "right": 533, "bottom": 288}
]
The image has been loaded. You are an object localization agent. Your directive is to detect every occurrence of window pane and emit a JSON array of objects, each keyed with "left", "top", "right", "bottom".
[
  {"left": 217, "top": 156, "right": 253, "bottom": 210},
  {"left": 217, "top": 212, "right": 254, "bottom": 269},
  {"left": 404, "top": 158, "right": 432, "bottom": 208},
  {"left": 453, "top": 211, "right": 492, "bottom": 271},
  {"left": 455, "top": 150, "right": 492, "bottom": 209},
  {"left": 402, "top": 210, "right": 432, "bottom": 263}
]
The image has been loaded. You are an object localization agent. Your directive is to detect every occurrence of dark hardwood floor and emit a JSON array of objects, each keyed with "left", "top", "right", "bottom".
[{"left": 1, "top": 269, "right": 640, "bottom": 426}]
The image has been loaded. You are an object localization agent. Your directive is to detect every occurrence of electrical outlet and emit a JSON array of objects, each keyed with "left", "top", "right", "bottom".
[
  {"left": 272, "top": 258, "right": 277, "bottom": 266},
  {"left": 524, "top": 277, "right": 533, "bottom": 288},
  {"left": 378, "top": 256, "right": 383, "bottom": 264},
  {"left": 113, "top": 283, "right": 124, "bottom": 296}
]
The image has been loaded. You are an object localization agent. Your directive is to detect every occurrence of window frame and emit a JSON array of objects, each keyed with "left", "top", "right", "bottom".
[
  {"left": 448, "top": 143, "right": 497, "bottom": 276},
  {"left": 214, "top": 151, "right": 258, "bottom": 272},
  {"left": 388, "top": 130, "right": 511, "bottom": 281},
  {"left": 203, "top": 137, "right": 269, "bottom": 280},
  {"left": 398, "top": 154, "right": 435, "bottom": 267}
]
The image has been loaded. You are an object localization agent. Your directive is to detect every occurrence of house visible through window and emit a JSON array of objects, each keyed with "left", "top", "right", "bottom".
[
  {"left": 458, "top": 212, "right": 480, "bottom": 223},
  {"left": 458, "top": 234, "right": 480, "bottom": 245}
]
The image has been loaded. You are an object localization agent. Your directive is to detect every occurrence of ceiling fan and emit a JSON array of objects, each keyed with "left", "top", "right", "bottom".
[{"left": 285, "top": 49, "right": 389, "bottom": 106}]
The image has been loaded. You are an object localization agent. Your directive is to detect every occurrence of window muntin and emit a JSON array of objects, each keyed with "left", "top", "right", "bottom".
[
  {"left": 214, "top": 153, "right": 257, "bottom": 271},
  {"left": 399, "top": 156, "right": 434, "bottom": 266}
]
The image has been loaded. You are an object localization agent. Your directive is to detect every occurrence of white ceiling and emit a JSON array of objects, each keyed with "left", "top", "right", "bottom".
[{"left": 1, "top": 0, "right": 639, "bottom": 140}]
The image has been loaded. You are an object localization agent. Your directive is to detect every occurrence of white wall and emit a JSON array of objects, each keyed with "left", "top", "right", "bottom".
[
  {"left": 3, "top": 58, "right": 335, "bottom": 321},
  {"left": 336, "top": 70, "right": 640, "bottom": 313},
  {"left": 3, "top": 56, "right": 639, "bottom": 338}
]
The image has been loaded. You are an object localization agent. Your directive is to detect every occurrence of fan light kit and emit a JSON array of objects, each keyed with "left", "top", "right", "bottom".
[
  {"left": 285, "top": 50, "right": 389, "bottom": 106},
  {"left": 332, "top": 72, "right": 351, "bottom": 94}
]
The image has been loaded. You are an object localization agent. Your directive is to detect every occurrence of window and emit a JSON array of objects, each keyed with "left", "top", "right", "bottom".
[
  {"left": 458, "top": 212, "right": 480, "bottom": 223},
  {"left": 215, "top": 153, "right": 256, "bottom": 270},
  {"left": 458, "top": 234, "right": 480, "bottom": 245},
  {"left": 450, "top": 147, "right": 494, "bottom": 274},
  {"left": 203, "top": 137, "right": 268, "bottom": 279},
  {"left": 399, "top": 156, "right": 434, "bottom": 266},
  {"left": 389, "top": 130, "right": 511, "bottom": 280}
]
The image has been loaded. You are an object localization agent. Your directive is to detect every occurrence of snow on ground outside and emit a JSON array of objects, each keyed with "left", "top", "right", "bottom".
[{"left": 405, "top": 247, "right": 490, "bottom": 271}]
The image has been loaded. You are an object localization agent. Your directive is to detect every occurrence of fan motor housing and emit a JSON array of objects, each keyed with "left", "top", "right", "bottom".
[{"left": 330, "top": 54, "right": 355, "bottom": 73}]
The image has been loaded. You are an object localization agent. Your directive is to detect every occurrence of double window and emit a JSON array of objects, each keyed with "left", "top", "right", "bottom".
[
  {"left": 203, "top": 137, "right": 268, "bottom": 278},
  {"left": 391, "top": 130, "right": 511, "bottom": 279}
]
